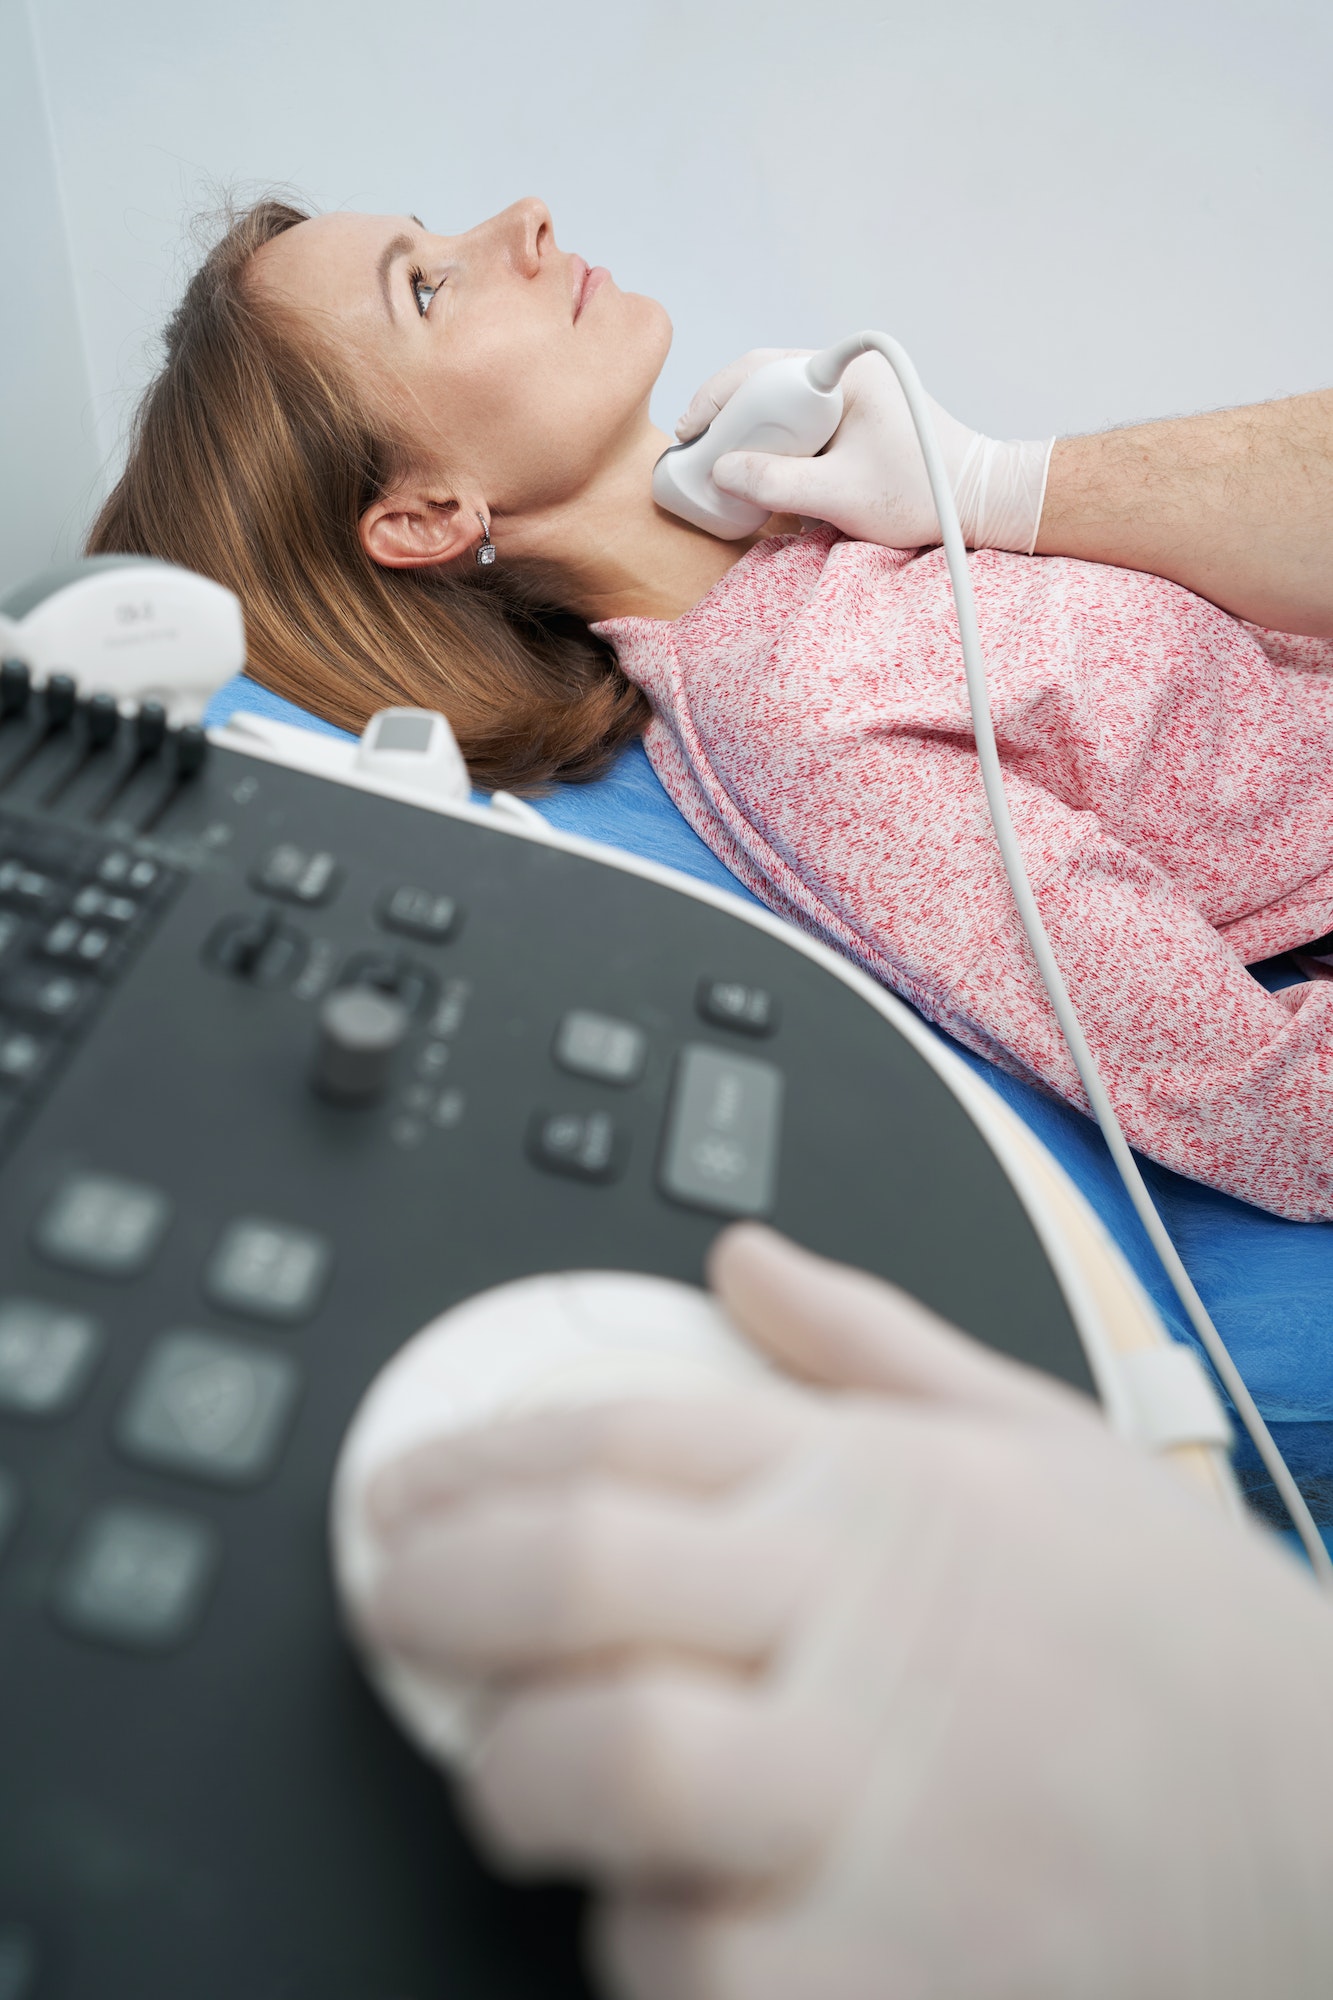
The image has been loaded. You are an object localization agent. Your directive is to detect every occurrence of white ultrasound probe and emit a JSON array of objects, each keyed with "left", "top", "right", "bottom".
[
  {"left": 651, "top": 349, "right": 848, "bottom": 537},
  {"left": 332, "top": 1272, "right": 774, "bottom": 1764}
]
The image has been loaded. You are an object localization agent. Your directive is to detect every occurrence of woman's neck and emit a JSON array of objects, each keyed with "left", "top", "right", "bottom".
[{"left": 498, "top": 421, "right": 777, "bottom": 625}]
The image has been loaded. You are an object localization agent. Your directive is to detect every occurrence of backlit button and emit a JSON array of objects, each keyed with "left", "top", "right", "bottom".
[
  {"left": 77, "top": 928, "right": 113, "bottom": 965},
  {"left": 658, "top": 1044, "right": 784, "bottom": 1218},
  {"left": 0, "top": 1299, "right": 102, "bottom": 1416},
  {"left": 0, "top": 1025, "right": 50, "bottom": 1090},
  {"left": 33, "top": 1172, "right": 172, "bottom": 1278},
  {"left": 117, "top": 1331, "right": 300, "bottom": 1486},
  {"left": 528, "top": 1109, "right": 625, "bottom": 1182},
  {"left": 71, "top": 886, "right": 138, "bottom": 924},
  {"left": 3, "top": 968, "right": 92, "bottom": 1028},
  {"left": 40, "top": 917, "right": 116, "bottom": 970},
  {"left": 52, "top": 1502, "right": 218, "bottom": 1652},
  {"left": 377, "top": 884, "right": 460, "bottom": 943},
  {"left": 39, "top": 917, "right": 77, "bottom": 959},
  {"left": 252, "top": 843, "right": 341, "bottom": 906},
  {"left": 697, "top": 979, "right": 779, "bottom": 1037},
  {"left": 429, "top": 979, "right": 470, "bottom": 1039},
  {"left": 204, "top": 1219, "right": 332, "bottom": 1324},
  {"left": 96, "top": 851, "right": 161, "bottom": 893},
  {"left": 0, "top": 860, "right": 57, "bottom": 912},
  {"left": 553, "top": 1010, "right": 647, "bottom": 1086}
]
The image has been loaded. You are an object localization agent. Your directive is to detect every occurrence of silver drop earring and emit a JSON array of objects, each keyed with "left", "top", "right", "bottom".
[{"left": 475, "top": 515, "right": 497, "bottom": 567}]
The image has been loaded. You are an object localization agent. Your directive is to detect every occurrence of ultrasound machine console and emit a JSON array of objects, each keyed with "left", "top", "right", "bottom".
[{"left": 0, "top": 564, "right": 1213, "bottom": 1998}]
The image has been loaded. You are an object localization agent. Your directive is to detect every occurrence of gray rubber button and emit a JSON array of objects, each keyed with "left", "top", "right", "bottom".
[
  {"left": 658, "top": 1044, "right": 784, "bottom": 1217},
  {"left": 117, "top": 1332, "right": 299, "bottom": 1486},
  {"left": 0, "top": 1298, "right": 102, "bottom": 1415},
  {"left": 529, "top": 1109, "right": 624, "bottom": 1182},
  {"left": 204, "top": 1219, "right": 332, "bottom": 1324},
  {"left": 553, "top": 1010, "right": 647, "bottom": 1085},
  {"left": 53, "top": 1503, "right": 219, "bottom": 1651},
  {"left": 252, "top": 843, "right": 341, "bottom": 905},
  {"left": 33, "top": 1172, "right": 171, "bottom": 1278},
  {"left": 697, "top": 978, "right": 779, "bottom": 1037}
]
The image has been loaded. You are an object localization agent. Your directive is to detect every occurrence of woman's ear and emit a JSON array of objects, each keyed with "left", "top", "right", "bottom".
[{"left": 359, "top": 488, "right": 486, "bottom": 571}]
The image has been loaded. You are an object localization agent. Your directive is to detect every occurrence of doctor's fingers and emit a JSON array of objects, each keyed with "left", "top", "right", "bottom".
[
  {"left": 365, "top": 1476, "right": 821, "bottom": 1675},
  {"left": 465, "top": 1669, "right": 849, "bottom": 1883},
  {"left": 710, "top": 1224, "right": 1090, "bottom": 1424},
  {"left": 368, "top": 1391, "right": 805, "bottom": 1536},
  {"left": 674, "top": 349, "right": 813, "bottom": 441},
  {"left": 708, "top": 448, "right": 841, "bottom": 520}
]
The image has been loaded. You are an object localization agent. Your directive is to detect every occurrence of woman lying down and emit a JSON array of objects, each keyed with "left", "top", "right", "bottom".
[{"left": 90, "top": 197, "right": 1333, "bottom": 1222}]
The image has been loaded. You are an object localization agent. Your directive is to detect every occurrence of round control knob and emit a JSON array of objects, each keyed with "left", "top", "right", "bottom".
[{"left": 313, "top": 986, "right": 410, "bottom": 1103}]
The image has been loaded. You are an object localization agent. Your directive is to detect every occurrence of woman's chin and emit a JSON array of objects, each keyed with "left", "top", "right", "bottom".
[{"left": 622, "top": 290, "right": 673, "bottom": 366}]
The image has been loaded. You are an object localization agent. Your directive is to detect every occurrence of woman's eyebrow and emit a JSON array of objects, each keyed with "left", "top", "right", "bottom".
[{"left": 377, "top": 231, "right": 417, "bottom": 320}]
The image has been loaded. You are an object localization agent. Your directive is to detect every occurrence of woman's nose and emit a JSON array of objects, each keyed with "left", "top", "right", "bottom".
[{"left": 493, "top": 197, "right": 552, "bottom": 278}]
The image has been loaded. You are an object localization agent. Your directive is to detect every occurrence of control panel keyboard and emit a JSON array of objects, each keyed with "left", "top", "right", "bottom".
[
  {"left": 0, "top": 688, "right": 1090, "bottom": 2000},
  {"left": 0, "top": 812, "right": 178, "bottom": 1158}
]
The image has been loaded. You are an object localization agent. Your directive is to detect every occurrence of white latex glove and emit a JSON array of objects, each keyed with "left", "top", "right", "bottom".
[
  {"left": 677, "top": 348, "right": 1054, "bottom": 554},
  {"left": 356, "top": 1228, "right": 1333, "bottom": 2000}
]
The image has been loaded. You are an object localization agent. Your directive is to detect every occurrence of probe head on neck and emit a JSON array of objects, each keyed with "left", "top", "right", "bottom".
[{"left": 652, "top": 347, "right": 852, "bottom": 539}]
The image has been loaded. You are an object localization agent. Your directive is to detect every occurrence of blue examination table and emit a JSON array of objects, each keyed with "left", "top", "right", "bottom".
[{"left": 207, "top": 676, "right": 1333, "bottom": 1531}]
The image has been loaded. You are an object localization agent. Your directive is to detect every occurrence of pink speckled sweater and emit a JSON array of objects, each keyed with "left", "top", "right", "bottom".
[{"left": 595, "top": 528, "right": 1333, "bottom": 1221}]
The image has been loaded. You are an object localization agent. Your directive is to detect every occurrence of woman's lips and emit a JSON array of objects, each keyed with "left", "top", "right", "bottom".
[{"left": 572, "top": 257, "right": 611, "bottom": 320}]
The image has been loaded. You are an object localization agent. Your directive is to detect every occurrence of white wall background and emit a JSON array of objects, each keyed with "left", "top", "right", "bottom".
[
  {"left": 0, "top": 0, "right": 103, "bottom": 589},
  {"left": 4, "top": 0, "right": 1331, "bottom": 593}
]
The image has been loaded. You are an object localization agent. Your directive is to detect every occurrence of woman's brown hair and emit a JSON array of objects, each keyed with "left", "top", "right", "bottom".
[{"left": 86, "top": 198, "right": 649, "bottom": 791}]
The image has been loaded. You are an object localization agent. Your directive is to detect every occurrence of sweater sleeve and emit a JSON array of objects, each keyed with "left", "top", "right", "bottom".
[{"left": 642, "top": 712, "right": 1333, "bottom": 1222}]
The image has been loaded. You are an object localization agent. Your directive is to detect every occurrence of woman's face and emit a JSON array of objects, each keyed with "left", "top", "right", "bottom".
[{"left": 251, "top": 198, "right": 671, "bottom": 525}]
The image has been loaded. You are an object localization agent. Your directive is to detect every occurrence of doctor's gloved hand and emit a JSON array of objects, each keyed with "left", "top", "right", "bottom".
[
  {"left": 677, "top": 348, "right": 1054, "bottom": 553},
  {"left": 356, "top": 1227, "right": 1333, "bottom": 2000}
]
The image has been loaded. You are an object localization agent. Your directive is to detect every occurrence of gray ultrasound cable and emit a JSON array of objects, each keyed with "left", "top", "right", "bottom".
[{"left": 812, "top": 330, "right": 1331, "bottom": 1585}]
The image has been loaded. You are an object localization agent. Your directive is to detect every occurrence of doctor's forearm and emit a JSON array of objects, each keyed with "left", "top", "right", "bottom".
[{"left": 1033, "top": 389, "right": 1333, "bottom": 636}]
